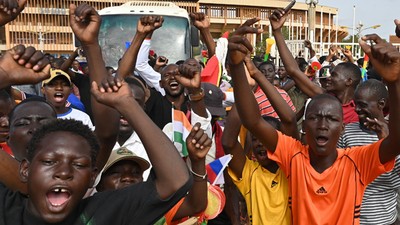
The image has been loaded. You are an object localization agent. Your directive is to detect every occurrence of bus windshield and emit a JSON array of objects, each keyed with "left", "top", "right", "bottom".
[{"left": 99, "top": 15, "right": 190, "bottom": 69}]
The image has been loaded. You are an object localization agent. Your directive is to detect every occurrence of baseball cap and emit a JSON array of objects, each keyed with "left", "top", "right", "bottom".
[
  {"left": 201, "top": 82, "right": 226, "bottom": 117},
  {"left": 103, "top": 147, "right": 150, "bottom": 174},
  {"left": 42, "top": 69, "right": 72, "bottom": 87}
]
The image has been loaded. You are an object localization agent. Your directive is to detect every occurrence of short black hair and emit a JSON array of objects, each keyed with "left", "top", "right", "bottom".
[
  {"left": 257, "top": 61, "right": 275, "bottom": 72},
  {"left": 355, "top": 79, "right": 388, "bottom": 101},
  {"left": 27, "top": 119, "right": 99, "bottom": 165},
  {"left": 125, "top": 76, "right": 145, "bottom": 93},
  {"left": 175, "top": 60, "right": 185, "bottom": 65},
  {"left": 51, "top": 58, "right": 65, "bottom": 69},
  {"left": 306, "top": 93, "right": 343, "bottom": 119},
  {"left": 8, "top": 97, "right": 56, "bottom": 123},
  {"left": 334, "top": 62, "right": 361, "bottom": 89}
]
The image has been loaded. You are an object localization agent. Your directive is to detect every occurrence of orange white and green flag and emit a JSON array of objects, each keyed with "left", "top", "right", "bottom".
[{"left": 172, "top": 109, "right": 192, "bottom": 157}]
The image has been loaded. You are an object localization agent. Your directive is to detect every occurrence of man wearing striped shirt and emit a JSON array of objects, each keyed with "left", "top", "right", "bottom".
[
  {"left": 338, "top": 79, "right": 400, "bottom": 225},
  {"left": 254, "top": 61, "right": 296, "bottom": 118}
]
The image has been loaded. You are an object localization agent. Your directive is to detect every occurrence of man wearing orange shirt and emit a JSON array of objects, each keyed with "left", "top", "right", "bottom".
[{"left": 227, "top": 11, "right": 400, "bottom": 225}]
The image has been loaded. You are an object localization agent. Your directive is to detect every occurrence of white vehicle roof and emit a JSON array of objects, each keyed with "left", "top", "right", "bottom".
[{"left": 98, "top": 1, "right": 189, "bottom": 19}]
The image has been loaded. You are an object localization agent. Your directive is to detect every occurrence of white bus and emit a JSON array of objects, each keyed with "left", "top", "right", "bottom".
[{"left": 98, "top": 1, "right": 199, "bottom": 69}]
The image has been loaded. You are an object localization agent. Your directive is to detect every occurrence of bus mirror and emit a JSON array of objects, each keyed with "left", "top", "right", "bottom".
[{"left": 191, "top": 25, "right": 200, "bottom": 47}]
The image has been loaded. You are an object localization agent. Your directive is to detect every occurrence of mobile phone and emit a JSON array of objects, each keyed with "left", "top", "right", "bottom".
[{"left": 284, "top": 0, "right": 296, "bottom": 13}]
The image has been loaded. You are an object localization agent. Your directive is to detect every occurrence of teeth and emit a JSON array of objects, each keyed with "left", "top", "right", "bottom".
[{"left": 53, "top": 188, "right": 68, "bottom": 193}]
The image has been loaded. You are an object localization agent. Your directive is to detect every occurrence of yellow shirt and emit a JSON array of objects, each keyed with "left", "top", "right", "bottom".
[{"left": 228, "top": 158, "right": 291, "bottom": 225}]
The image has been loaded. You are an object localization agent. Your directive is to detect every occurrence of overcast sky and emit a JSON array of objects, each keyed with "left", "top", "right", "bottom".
[{"left": 314, "top": 0, "right": 399, "bottom": 40}]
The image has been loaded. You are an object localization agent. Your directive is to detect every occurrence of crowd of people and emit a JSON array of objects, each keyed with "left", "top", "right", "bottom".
[{"left": 1, "top": 0, "right": 400, "bottom": 224}]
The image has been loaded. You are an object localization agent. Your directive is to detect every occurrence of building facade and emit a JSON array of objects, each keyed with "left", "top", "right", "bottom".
[{"left": 0, "top": 0, "right": 347, "bottom": 56}]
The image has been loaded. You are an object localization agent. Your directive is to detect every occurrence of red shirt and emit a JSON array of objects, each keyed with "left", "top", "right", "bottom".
[
  {"left": 342, "top": 100, "right": 359, "bottom": 124},
  {"left": 254, "top": 87, "right": 296, "bottom": 119}
]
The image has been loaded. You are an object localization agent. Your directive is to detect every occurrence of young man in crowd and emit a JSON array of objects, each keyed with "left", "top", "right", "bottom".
[
  {"left": 338, "top": 79, "right": 400, "bottom": 225},
  {"left": 228, "top": 10, "right": 400, "bottom": 225},
  {"left": 273, "top": 10, "right": 360, "bottom": 124},
  {"left": 222, "top": 51, "right": 298, "bottom": 224},
  {"left": 41, "top": 69, "right": 94, "bottom": 130}
]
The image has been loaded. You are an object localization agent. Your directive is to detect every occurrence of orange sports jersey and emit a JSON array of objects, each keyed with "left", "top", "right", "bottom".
[{"left": 268, "top": 131, "right": 394, "bottom": 225}]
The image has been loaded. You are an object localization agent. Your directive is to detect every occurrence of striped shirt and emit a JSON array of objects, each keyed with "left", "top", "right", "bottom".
[
  {"left": 254, "top": 87, "right": 296, "bottom": 119},
  {"left": 338, "top": 122, "right": 400, "bottom": 225}
]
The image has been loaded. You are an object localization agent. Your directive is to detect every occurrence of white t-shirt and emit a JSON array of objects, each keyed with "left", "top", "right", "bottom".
[{"left": 58, "top": 107, "right": 95, "bottom": 130}]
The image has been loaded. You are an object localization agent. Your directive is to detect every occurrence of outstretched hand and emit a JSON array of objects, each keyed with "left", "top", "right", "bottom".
[
  {"left": 364, "top": 117, "right": 389, "bottom": 139},
  {"left": 137, "top": 16, "right": 163, "bottom": 35},
  {"left": 269, "top": 9, "right": 289, "bottom": 31},
  {"left": 186, "top": 123, "right": 212, "bottom": 162},
  {"left": 0, "top": 0, "right": 26, "bottom": 27},
  {"left": 359, "top": 34, "right": 400, "bottom": 83},
  {"left": 176, "top": 63, "right": 201, "bottom": 91},
  {"left": 395, "top": 19, "right": 400, "bottom": 38},
  {"left": 228, "top": 17, "right": 263, "bottom": 65},
  {"left": 0, "top": 45, "right": 50, "bottom": 89},
  {"left": 189, "top": 12, "right": 210, "bottom": 30},
  {"left": 69, "top": 3, "right": 101, "bottom": 46}
]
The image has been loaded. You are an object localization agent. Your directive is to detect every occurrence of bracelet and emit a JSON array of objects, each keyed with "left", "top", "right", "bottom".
[
  {"left": 189, "top": 167, "right": 207, "bottom": 180},
  {"left": 188, "top": 88, "right": 205, "bottom": 102}
]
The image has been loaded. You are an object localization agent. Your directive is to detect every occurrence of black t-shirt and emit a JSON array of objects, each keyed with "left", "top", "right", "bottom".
[
  {"left": 71, "top": 72, "right": 92, "bottom": 122},
  {"left": 145, "top": 89, "right": 189, "bottom": 130},
  {"left": 0, "top": 172, "right": 192, "bottom": 225}
]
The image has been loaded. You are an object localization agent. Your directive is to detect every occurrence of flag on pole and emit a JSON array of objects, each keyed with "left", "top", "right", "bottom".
[
  {"left": 206, "top": 154, "right": 233, "bottom": 185},
  {"left": 172, "top": 109, "right": 192, "bottom": 157}
]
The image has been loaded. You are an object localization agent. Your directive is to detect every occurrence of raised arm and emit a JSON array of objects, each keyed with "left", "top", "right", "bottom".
[
  {"left": 228, "top": 18, "right": 278, "bottom": 153},
  {"left": 190, "top": 12, "right": 215, "bottom": 57},
  {"left": 0, "top": 45, "right": 50, "bottom": 89},
  {"left": 221, "top": 105, "right": 246, "bottom": 178},
  {"left": 60, "top": 48, "right": 79, "bottom": 74},
  {"left": 176, "top": 63, "right": 207, "bottom": 118},
  {"left": 340, "top": 47, "right": 355, "bottom": 64},
  {"left": 270, "top": 9, "right": 323, "bottom": 97},
  {"left": 359, "top": 34, "right": 400, "bottom": 164},
  {"left": 135, "top": 29, "right": 166, "bottom": 94},
  {"left": 91, "top": 81, "right": 191, "bottom": 199},
  {"left": 0, "top": 45, "right": 50, "bottom": 194},
  {"left": 0, "top": 0, "right": 26, "bottom": 27},
  {"left": 304, "top": 40, "right": 315, "bottom": 59},
  {"left": 244, "top": 56, "right": 299, "bottom": 140},
  {"left": 69, "top": 3, "right": 119, "bottom": 171},
  {"left": 117, "top": 16, "right": 163, "bottom": 80},
  {"left": 173, "top": 123, "right": 211, "bottom": 219}
]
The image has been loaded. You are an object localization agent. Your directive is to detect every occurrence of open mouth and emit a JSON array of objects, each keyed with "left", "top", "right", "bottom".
[
  {"left": 119, "top": 117, "right": 129, "bottom": 126},
  {"left": 54, "top": 93, "right": 65, "bottom": 103},
  {"left": 316, "top": 136, "right": 329, "bottom": 146},
  {"left": 46, "top": 188, "right": 71, "bottom": 210},
  {"left": 169, "top": 81, "right": 179, "bottom": 90}
]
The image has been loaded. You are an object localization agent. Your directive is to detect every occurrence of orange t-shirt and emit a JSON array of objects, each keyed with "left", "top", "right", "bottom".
[{"left": 268, "top": 131, "right": 394, "bottom": 225}]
